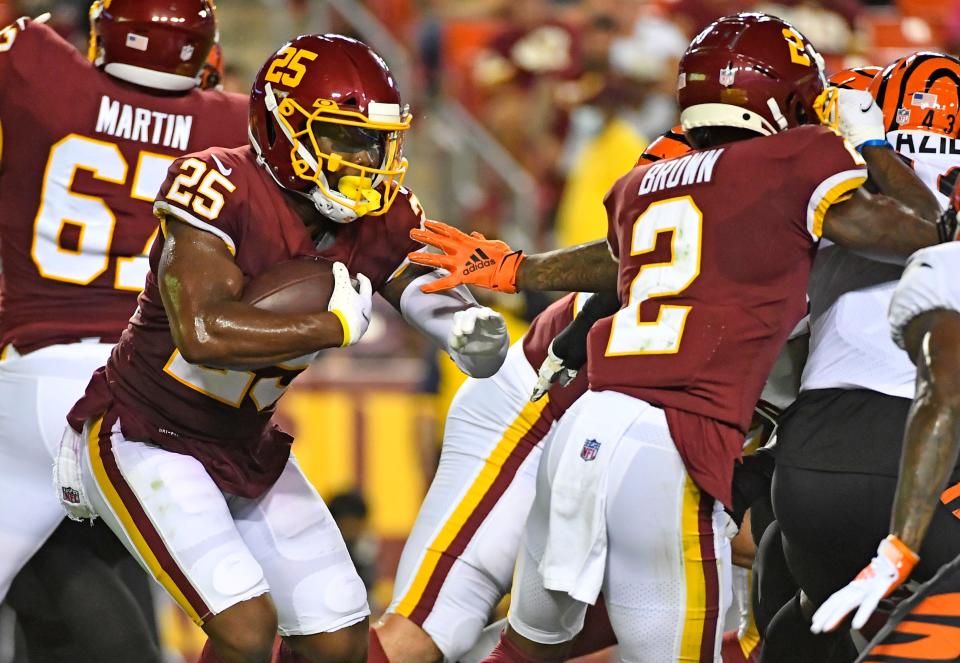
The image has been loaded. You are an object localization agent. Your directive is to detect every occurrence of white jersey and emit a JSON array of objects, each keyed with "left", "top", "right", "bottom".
[
  {"left": 888, "top": 130, "right": 959, "bottom": 208},
  {"left": 800, "top": 130, "right": 953, "bottom": 397},
  {"left": 889, "top": 242, "right": 960, "bottom": 348}
]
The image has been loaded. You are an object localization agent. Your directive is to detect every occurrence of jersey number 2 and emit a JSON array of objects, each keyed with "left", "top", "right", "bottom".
[{"left": 606, "top": 196, "right": 703, "bottom": 356}]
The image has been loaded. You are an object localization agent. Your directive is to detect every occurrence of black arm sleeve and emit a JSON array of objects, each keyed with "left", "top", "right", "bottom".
[{"left": 549, "top": 291, "right": 621, "bottom": 370}]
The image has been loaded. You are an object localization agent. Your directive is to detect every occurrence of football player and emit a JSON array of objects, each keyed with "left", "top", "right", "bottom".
[
  {"left": 762, "top": 52, "right": 960, "bottom": 663},
  {"left": 374, "top": 130, "right": 690, "bottom": 663},
  {"left": 0, "top": 1, "right": 247, "bottom": 661},
  {"left": 54, "top": 34, "right": 509, "bottom": 663},
  {"left": 810, "top": 184, "right": 960, "bottom": 660},
  {"left": 405, "top": 13, "right": 947, "bottom": 663}
]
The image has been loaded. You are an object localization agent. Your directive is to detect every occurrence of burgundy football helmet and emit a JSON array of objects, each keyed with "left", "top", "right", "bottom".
[
  {"left": 249, "top": 34, "right": 412, "bottom": 223},
  {"left": 89, "top": 0, "right": 217, "bottom": 91},
  {"left": 678, "top": 13, "right": 830, "bottom": 137}
]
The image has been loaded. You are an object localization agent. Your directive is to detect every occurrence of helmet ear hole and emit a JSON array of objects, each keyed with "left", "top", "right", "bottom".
[
  {"left": 266, "top": 116, "right": 277, "bottom": 148},
  {"left": 795, "top": 104, "right": 808, "bottom": 126}
]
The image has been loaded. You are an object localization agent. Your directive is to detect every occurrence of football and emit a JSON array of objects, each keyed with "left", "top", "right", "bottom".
[{"left": 240, "top": 257, "right": 337, "bottom": 314}]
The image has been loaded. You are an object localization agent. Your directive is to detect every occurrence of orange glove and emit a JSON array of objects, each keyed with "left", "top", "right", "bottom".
[{"left": 408, "top": 220, "right": 525, "bottom": 294}]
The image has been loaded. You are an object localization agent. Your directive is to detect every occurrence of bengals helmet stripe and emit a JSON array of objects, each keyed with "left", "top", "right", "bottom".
[
  {"left": 828, "top": 65, "right": 881, "bottom": 91},
  {"left": 870, "top": 52, "right": 960, "bottom": 137},
  {"left": 636, "top": 125, "right": 691, "bottom": 166}
]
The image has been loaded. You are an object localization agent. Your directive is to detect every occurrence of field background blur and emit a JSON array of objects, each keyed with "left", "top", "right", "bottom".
[{"left": 0, "top": 0, "right": 954, "bottom": 660}]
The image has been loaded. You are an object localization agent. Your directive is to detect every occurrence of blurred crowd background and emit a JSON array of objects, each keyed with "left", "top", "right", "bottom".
[{"left": 0, "top": 0, "right": 954, "bottom": 660}]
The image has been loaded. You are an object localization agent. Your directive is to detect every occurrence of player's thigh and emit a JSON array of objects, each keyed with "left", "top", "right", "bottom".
[
  {"left": 0, "top": 344, "right": 112, "bottom": 598},
  {"left": 389, "top": 350, "right": 549, "bottom": 659},
  {"left": 772, "top": 466, "right": 889, "bottom": 605},
  {"left": 231, "top": 456, "right": 369, "bottom": 637},
  {"left": 507, "top": 392, "right": 627, "bottom": 646},
  {"left": 603, "top": 400, "right": 731, "bottom": 663},
  {"left": 78, "top": 415, "right": 269, "bottom": 626}
]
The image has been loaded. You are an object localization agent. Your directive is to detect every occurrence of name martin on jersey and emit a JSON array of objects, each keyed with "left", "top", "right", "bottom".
[
  {"left": 95, "top": 95, "right": 193, "bottom": 150},
  {"left": 638, "top": 148, "right": 724, "bottom": 195}
]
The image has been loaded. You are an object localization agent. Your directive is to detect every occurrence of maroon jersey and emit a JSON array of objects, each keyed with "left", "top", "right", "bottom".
[
  {"left": 69, "top": 145, "right": 425, "bottom": 497},
  {"left": 522, "top": 292, "right": 590, "bottom": 418},
  {"left": 0, "top": 19, "right": 247, "bottom": 353},
  {"left": 588, "top": 125, "right": 866, "bottom": 506}
]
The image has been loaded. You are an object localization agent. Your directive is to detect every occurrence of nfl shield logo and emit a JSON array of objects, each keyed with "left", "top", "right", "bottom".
[
  {"left": 718, "top": 66, "right": 736, "bottom": 87},
  {"left": 61, "top": 487, "right": 80, "bottom": 505},
  {"left": 580, "top": 439, "right": 601, "bottom": 462},
  {"left": 180, "top": 44, "right": 195, "bottom": 61},
  {"left": 896, "top": 107, "right": 911, "bottom": 125}
]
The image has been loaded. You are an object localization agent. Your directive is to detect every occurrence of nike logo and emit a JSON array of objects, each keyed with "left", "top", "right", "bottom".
[
  {"left": 210, "top": 154, "right": 233, "bottom": 176},
  {"left": 362, "top": 312, "right": 370, "bottom": 324},
  {"left": 860, "top": 101, "right": 874, "bottom": 112}
]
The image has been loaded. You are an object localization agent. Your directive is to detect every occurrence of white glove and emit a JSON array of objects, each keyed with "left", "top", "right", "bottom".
[
  {"left": 327, "top": 262, "right": 372, "bottom": 346},
  {"left": 836, "top": 88, "right": 886, "bottom": 149},
  {"left": 530, "top": 340, "right": 578, "bottom": 402},
  {"left": 448, "top": 306, "right": 508, "bottom": 356},
  {"left": 811, "top": 535, "right": 919, "bottom": 634}
]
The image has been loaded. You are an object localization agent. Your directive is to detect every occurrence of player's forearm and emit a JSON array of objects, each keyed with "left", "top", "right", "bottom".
[
  {"left": 172, "top": 303, "right": 345, "bottom": 370},
  {"left": 890, "top": 378, "right": 960, "bottom": 551},
  {"left": 551, "top": 290, "right": 620, "bottom": 368},
  {"left": 861, "top": 145, "right": 941, "bottom": 222},
  {"left": 516, "top": 241, "right": 618, "bottom": 292},
  {"left": 824, "top": 195, "right": 939, "bottom": 265}
]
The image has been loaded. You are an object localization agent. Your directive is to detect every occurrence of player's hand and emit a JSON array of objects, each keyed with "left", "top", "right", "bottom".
[
  {"left": 836, "top": 89, "right": 886, "bottom": 149},
  {"left": 531, "top": 340, "right": 579, "bottom": 402},
  {"left": 327, "top": 262, "right": 372, "bottom": 347},
  {"left": 810, "top": 535, "right": 919, "bottom": 633},
  {"left": 449, "top": 306, "right": 508, "bottom": 356},
  {"left": 408, "top": 220, "right": 525, "bottom": 294}
]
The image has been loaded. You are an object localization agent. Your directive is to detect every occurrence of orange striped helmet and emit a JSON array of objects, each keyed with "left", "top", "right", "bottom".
[
  {"left": 636, "top": 126, "right": 691, "bottom": 167},
  {"left": 828, "top": 65, "right": 881, "bottom": 91},
  {"left": 869, "top": 52, "right": 960, "bottom": 137}
]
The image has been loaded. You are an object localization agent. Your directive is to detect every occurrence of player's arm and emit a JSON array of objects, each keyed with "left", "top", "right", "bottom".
[
  {"left": 530, "top": 290, "right": 620, "bottom": 401},
  {"left": 891, "top": 309, "right": 960, "bottom": 552},
  {"left": 861, "top": 145, "right": 941, "bottom": 222},
  {"left": 406, "top": 220, "right": 618, "bottom": 294},
  {"left": 158, "top": 218, "right": 367, "bottom": 370},
  {"left": 820, "top": 189, "right": 939, "bottom": 264},
  {"left": 379, "top": 262, "right": 510, "bottom": 378}
]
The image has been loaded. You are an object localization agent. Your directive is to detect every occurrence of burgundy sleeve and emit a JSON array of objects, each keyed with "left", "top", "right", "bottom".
[
  {"left": 796, "top": 128, "right": 868, "bottom": 240},
  {"left": 153, "top": 153, "right": 244, "bottom": 254}
]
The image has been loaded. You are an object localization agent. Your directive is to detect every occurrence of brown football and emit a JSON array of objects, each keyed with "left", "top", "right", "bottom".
[{"left": 240, "top": 257, "right": 336, "bottom": 314}]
